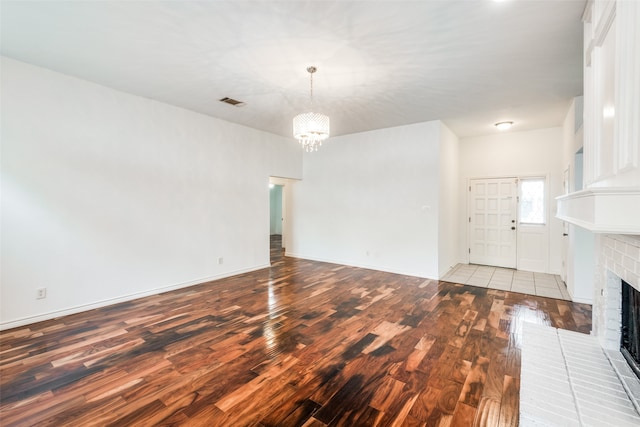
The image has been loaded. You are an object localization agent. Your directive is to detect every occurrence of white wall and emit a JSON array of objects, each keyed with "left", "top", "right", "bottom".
[
  {"left": 438, "top": 122, "right": 460, "bottom": 276},
  {"left": 0, "top": 57, "right": 302, "bottom": 329},
  {"left": 458, "top": 127, "right": 564, "bottom": 274},
  {"left": 287, "top": 121, "right": 443, "bottom": 279},
  {"left": 561, "top": 100, "right": 576, "bottom": 285},
  {"left": 561, "top": 97, "right": 594, "bottom": 303}
]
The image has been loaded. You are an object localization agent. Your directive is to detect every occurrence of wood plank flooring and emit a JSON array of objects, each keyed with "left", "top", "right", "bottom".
[{"left": 1, "top": 241, "right": 591, "bottom": 426}]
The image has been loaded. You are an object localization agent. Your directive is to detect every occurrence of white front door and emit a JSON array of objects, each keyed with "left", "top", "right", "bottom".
[{"left": 468, "top": 178, "right": 518, "bottom": 268}]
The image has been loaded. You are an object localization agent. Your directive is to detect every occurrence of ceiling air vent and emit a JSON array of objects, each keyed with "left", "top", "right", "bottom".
[{"left": 219, "top": 97, "right": 246, "bottom": 107}]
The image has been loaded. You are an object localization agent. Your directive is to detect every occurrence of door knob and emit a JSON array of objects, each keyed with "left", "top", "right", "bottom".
[{"left": 511, "top": 227, "right": 516, "bottom": 230}]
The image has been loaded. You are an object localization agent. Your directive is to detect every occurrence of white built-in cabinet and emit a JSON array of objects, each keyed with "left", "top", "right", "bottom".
[
  {"left": 557, "top": 0, "right": 640, "bottom": 234},
  {"left": 584, "top": 0, "right": 640, "bottom": 188}
]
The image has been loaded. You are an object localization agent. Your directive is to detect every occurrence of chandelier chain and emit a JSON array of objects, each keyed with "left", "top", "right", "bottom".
[
  {"left": 293, "top": 65, "right": 329, "bottom": 152},
  {"left": 307, "top": 66, "right": 316, "bottom": 108}
]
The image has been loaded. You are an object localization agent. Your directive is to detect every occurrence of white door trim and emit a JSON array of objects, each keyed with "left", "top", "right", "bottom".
[{"left": 466, "top": 174, "right": 552, "bottom": 273}]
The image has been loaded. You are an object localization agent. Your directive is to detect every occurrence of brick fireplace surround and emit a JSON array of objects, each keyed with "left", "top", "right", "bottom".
[
  {"left": 520, "top": 235, "right": 640, "bottom": 426},
  {"left": 594, "top": 234, "right": 640, "bottom": 416},
  {"left": 593, "top": 234, "right": 640, "bottom": 351}
]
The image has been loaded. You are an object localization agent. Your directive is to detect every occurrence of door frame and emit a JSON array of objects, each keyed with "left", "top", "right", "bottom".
[
  {"left": 269, "top": 176, "right": 297, "bottom": 257},
  {"left": 466, "top": 174, "right": 551, "bottom": 272},
  {"left": 516, "top": 174, "right": 550, "bottom": 273}
]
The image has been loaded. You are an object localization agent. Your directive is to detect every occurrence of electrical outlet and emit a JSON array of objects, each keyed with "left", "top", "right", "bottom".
[
  {"left": 217, "top": 257, "right": 224, "bottom": 265},
  {"left": 37, "top": 288, "right": 47, "bottom": 299}
]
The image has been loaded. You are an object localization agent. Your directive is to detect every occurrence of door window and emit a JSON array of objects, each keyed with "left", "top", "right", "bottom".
[{"left": 519, "top": 178, "right": 545, "bottom": 224}]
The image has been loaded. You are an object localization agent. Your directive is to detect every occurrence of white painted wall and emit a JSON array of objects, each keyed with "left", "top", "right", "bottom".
[
  {"left": 561, "top": 98, "right": 583, "bottom": 192},
  {"left": 458, "top": 127, "right": 564, "bottom": 274},
  {"left": 438, "top": 122, "right": 460, "bottom": 276},
  {"left": 562, "top": 100, "right": 577, "bottom": 290},
  {"left": 561, "top": 97, "right": 595, "bottom": 304},
  {"left": 1, "top": 57, "right": 302, "bottom": 329},
  {"left": 287, "top": 121, "right": 443, "bottom": 279}
]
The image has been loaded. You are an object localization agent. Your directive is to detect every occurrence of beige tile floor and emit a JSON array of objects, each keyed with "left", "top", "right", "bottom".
[{"left": 442, "top": 263, "right": 572, "bottom": 301}]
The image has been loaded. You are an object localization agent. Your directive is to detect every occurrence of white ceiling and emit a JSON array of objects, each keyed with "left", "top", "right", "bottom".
[{"left": 0, "top": 0, "right": 585, "bottom": 139}]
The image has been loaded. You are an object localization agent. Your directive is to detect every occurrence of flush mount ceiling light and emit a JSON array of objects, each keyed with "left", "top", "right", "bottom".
[
  {"left": 495, "top": 121, "right": 514, "bottom": 130},
  {"left": 293, "top": 66, "right": 330, "bottom": 152}
]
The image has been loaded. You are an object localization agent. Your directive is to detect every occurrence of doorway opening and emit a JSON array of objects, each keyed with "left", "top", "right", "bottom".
[
  {"left": 269, "top": 183, "right": 284, "bottom": 264},
  {"left": 468, "top": 176, "right": 549, "bottom": 271}
]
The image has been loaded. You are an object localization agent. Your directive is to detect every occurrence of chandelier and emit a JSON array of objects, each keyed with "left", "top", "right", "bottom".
[{"left": 293, "top": 66, "right": 330, "bottom": 152}]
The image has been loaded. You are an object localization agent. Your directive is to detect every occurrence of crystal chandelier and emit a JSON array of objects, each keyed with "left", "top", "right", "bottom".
[{"left": 293, "top": 66, "right": 330, "bottom": 152}]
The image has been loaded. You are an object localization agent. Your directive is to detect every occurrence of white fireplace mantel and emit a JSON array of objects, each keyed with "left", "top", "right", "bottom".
[{"left": 556, "top": 188, "right": 640, "bottom": 234}]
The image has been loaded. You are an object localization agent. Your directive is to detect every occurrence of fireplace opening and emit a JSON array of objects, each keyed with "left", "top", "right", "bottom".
[{"left": 621, "top": 280, "right": 640, "bottom": 380}]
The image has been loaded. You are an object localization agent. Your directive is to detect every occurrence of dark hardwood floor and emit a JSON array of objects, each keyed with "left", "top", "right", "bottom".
[
  {"left": 270, "top": 234, "right": 285, "bottom": 265},
  {"left": 0, "top": 238, "right": 591, "bottom": 426}
]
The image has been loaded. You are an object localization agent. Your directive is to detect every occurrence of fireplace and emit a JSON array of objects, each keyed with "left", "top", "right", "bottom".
[
  {"left": 622, "top": 280, "right": 640, "bottom": 380},
  {"left": 591, "top": 234, "right": 640, "bottom": 410}
]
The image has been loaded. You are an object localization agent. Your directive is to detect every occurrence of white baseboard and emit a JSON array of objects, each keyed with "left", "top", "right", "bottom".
[
  {"left": 0, "top": 264, "right": 270, "bottom": 331},
  {"left": 569, "top": 296, "right": 593, "bottom": 305},
  {"left": 284, "top": 251, "right": 435, "bottom": 280}
]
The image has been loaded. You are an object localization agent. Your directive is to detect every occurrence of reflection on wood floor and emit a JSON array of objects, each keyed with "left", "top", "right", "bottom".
[
  {"left": 271, "top": 233, "right": 284, "bottom": 265},
  {"left": 1, "top": 240, "right": 591, "bottom": 426}
]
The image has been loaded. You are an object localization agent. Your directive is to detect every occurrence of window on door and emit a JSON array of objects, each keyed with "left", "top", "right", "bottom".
[{"left": 519, "top": 178, "right": 545, "bottom": 224}]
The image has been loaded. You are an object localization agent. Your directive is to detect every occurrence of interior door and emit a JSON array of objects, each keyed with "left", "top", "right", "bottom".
[
  {"left": 469, "top": 177, "right": 518, "bottom": 268},
  {"left": 561, "top": 167, "right": 570, "bottom": 282}
]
